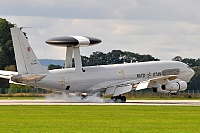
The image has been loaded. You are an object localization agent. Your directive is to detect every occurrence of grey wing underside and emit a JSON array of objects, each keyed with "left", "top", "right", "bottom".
[{"left": 89, "top": 75, "right": 178, "bottom": 96}]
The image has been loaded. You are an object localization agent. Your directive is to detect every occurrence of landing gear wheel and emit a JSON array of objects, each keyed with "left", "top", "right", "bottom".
[
  {"left": 121, "top": 96, "right": 126, "bottom": 103},
  {"left": 170, "top": 93, "right": 177, "bottom": 95},
  {"left": 81, "top": 94, "right": 88, "bottom": 100},
  {"left": 111, "top": 95, "right": 126, "bottom": 103}
]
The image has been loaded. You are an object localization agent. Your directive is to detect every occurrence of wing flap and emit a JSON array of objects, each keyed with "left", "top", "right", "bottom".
[
  {"left": 104, "top": 85, "right": 132, "bottom": 96},
  {"left": 135, "top": 81, "right": 149, "bottom": 90},
  {"left": 104, "top": 86, "right": 115, "bottom": 96},
  {"left": 88, "top": 79, "right": 138, "bottom": 96},
  {"left": 113, "top": 85, "right": 132, "bottom": 96},
  {"left": 102, "top": 80, "right": 138, "bottom": 96}
]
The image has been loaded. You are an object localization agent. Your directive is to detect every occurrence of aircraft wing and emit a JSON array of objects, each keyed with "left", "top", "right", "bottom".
[
  {"left": 135, "top": 75, "right": 178, "bottom": 91},
  {"left": 90, "top": 75, "right": 178, "bottom": 96},
  {"left": 89, "top": 79, "right": 140, "bottom": 96}
]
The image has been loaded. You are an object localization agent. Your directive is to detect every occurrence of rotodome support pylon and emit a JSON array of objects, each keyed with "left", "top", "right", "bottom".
[{"left": 46, "top": 36, "right": 102, "bottom": 72}]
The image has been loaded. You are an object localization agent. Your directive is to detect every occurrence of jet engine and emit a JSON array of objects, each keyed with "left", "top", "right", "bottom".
[
  {"left": 162, "top": 80, "right": 187, "bottom": 91},
  {"left": 153, "top": 79, "right": 187, "bottom": 95}
]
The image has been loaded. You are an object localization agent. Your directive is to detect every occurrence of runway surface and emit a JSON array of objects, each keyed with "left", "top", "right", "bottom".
[{"left": 0, "top": 100, "right": 199, "bottom": 106}]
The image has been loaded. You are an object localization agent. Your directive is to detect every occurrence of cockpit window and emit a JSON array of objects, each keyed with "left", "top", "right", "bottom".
[{"left": 162, "top": 68, "right": 180, "bottom": 76}]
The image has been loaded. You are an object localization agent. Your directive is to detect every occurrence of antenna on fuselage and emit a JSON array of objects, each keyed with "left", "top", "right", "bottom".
[{"left": 45, "top": 36, "right": 102, "bottom": 72}]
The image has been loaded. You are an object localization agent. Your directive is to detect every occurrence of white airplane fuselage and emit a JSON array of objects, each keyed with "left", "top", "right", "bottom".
[
  {"left": 26, "top": 61, "right": 194, "bottom": 93},
  {"left": 0, "top": 27, "right": 194, "bottom": 102}
]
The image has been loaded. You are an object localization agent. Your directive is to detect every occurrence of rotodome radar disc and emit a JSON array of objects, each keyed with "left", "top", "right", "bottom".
[{"left": 46, "top": 36, "right": 102, "bottom": 47}]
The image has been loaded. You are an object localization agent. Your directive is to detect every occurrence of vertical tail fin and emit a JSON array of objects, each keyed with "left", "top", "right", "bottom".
[{"left": 11, "top": 27, "right": 47, "bottom": 74}]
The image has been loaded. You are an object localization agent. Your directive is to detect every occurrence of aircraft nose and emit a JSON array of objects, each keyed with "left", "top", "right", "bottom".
[
  {"left": 184, "top": 68, "right": 195, "bottom": 83},
  {"left": 187, "top": 68, "right": 195, "bottom": 82},
  {"left": 190, "top": 69, "right": 195, "bottom": 77}
]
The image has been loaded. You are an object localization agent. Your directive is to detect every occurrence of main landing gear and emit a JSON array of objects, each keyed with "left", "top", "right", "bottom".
[
  {"left": 111, "top": 95, "right": 126, "bottom": 103},
  {"left": 81, "top": 94, "right": 88, "bottom": 100}
]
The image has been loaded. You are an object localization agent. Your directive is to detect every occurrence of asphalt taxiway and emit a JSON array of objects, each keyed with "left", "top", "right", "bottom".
[{"left": 0, "top": 100, "right": 199, "bottom": 106}]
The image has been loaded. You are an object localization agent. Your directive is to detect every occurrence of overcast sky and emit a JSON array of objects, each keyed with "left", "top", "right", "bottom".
[{"left": 1, "top": 0, "right": 200, "bottom": 60}]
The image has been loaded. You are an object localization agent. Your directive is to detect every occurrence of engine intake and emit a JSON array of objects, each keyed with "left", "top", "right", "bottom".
[{"left": 163, "top": 81, "right": 187, "bottom": 91}]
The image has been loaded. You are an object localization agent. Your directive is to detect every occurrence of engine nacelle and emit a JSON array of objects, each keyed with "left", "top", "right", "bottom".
[
  {"left": 153, "top": 79, "right": 187, "bottom": 94},
  {"left": 162, "top": 81, "right": 187, "bottom": 91}
]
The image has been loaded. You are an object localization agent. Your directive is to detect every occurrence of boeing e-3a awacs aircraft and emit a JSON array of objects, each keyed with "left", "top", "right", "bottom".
[{"left": 0, "top": 27, "right": 195, "bottom": 102}]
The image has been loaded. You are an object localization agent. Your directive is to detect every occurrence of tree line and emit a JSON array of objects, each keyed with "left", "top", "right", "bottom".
[
  {"left": 0, "top": 18, "right": 200, "bottom": 90},
  {"left": 49, "top": 50, "right": 159, "bottom": 70},
  {"left": 172, "top": 56, "right": 200, "bottom": 67}
]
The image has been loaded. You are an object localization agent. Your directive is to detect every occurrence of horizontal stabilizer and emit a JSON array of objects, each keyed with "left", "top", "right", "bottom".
[
  {"left": 9, "top": 80, "right": 26, "bottom": 85},
  {"left": 0, "top": 70, "right": 18, "bottom": 79},
  {"left": 11, "top": 74, "right": 46, "bottom": 83}
]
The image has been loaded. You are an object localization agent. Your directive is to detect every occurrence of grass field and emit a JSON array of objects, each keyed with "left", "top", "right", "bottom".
[{"left": 0, "top": 106, "right": 199, "bottom": 133}]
